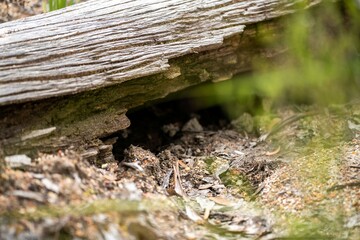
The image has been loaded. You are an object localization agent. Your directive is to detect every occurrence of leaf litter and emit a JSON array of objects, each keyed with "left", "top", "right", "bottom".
[{"left": 1, "top": 102, "right": 360, "bottom": 239}]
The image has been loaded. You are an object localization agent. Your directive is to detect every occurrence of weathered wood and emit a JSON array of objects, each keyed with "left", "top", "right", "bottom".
[
  {"left": 0, "top": 0, "right": 321, "bottom": 160},
  {"left": 0, "top": 0, "right": 320, "bottom": 106}
]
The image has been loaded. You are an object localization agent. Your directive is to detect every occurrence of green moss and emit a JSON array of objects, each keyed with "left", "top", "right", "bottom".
[
  {"left": 2, "top": 198, "right": 175, "bottom": 222},
  {"left": 219, "top": 170, "right": 255, "bottom": 199},
  {"left": 277, "top": 211, "right": 350, "bottom": 240},
  {"left": 203, "top": 157, "right": 255, "bottom": 199}
]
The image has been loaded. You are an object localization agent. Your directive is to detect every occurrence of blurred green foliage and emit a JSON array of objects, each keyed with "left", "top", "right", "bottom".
[
  {"left": 195, "top": 1, "right": 360, "bottom": 117},
  {"left": 44, "top": 0, "right": 75, "bottom": 12},
  {"left": 254, "top": 1, "right": 360, "bottom": 107}
]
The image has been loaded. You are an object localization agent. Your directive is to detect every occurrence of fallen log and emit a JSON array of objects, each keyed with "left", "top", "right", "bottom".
[{"left": 0, "top": 0, "right": 320, "bottom": 162}]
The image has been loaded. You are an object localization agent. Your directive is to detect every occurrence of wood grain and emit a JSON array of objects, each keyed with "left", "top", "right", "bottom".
[{"left": 0, "top": 0, "right": 320, "bottom": 106}]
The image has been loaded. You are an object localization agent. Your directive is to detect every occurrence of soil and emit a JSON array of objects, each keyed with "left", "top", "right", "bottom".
[
  {"left": 0, "top": 0, "right": 41, "bottom": 23},
  {"left": 0, "top": 0, "right": 85, "bottom": 23},
  {"left": 1, "top": 94, "right": 359, "bottom": 239},
  {"left": 1, "top": 3, "right": 359, "bottom": 240}
]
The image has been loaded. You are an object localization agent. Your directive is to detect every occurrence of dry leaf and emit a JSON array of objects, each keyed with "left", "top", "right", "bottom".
[
  {"left": 208, "top": 196, "right": 235, "bottom": 206},
  {"left": 265, "top": 146, "right": 281, "bottom": 156},
  {"left": 185, "top": 205, "right": 203, "bottom": 223}
]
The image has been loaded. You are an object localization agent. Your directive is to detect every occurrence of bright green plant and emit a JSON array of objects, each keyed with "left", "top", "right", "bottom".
[{"left": 44, "top": 0, "right": 75, "bottom": 12}]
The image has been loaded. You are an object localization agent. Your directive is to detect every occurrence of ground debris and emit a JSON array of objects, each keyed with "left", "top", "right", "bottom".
[
  {"left": 0, "top": 110, "right": 279, "bottom": 239},
  {"left": 1, "top": 103, "right": 359, "bottom": 239},
  {"left": 12, "top": 190, "right": 45, "bottom": 203},
  {"left": 182, "top": 117, "right": 204, "bottom": 132},
  {"left": 4, "top": 154, "right": 31, "bottom": 168}
]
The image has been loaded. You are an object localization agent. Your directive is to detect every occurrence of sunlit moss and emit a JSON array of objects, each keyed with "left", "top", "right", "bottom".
[
  {"left": 2, "top": 198, "right": 173, "bottom": 221},
  {"left": 262, "top": 106, "right": 359, "bottom": 239},
  {"left": 278, "top": 215, "right": 343, "bottom": 239},
  {"left": 219, "top": 170, "right": 256, "bottom": 199}
]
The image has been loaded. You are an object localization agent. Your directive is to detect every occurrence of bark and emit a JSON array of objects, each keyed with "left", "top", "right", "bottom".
[{"left": 0, "top": 0, "right": 320, "bottom": 160}]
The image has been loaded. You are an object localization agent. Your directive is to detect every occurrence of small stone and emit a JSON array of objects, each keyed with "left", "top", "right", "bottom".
[
  {"left": 198, "top": 184, "right": 213, "bottom": 190},
  {"left": 345, "top": 214, "right": 360, "bottom": 228},
  {"left": 234, "top": 150, "right": 245, "bottom": 155},
  {"left": 162, "top": 123, "right": 180, "bottom": 137},
  {"left": 182, "top": 118, "right": 203, "bottom": 132},
  {"left": 101, "top": 163, "right": 109, "bottom": 169},
  {"left": 12, "top": 190, "right": 45, "bottom": 202},
  {"left": 5, "top": 154, "right": 31, "bottom": 168},
  {"left": 21, "top": 127, "right": 56, "bottom": 141},
  {"left": 232, "top": 112, "right": 254, "bottom": 133},
  {"left": 42, "top": 178, "right": 60, "bottom": 194}
]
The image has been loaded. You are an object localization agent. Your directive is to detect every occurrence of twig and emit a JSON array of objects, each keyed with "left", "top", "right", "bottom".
[
  {"left": 259, "top": 111, "right": 317, "bottom": 141},
  {"left": 327, "top": 181, "right": 360, "bottom": 191},
  {"left": 121, "top": 162, "right": 144, "bottom": 172}
]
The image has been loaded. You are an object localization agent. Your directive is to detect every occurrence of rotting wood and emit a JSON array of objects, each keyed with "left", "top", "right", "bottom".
[{"left": 0, "top": 0, "right": 321, "bottom": 161}]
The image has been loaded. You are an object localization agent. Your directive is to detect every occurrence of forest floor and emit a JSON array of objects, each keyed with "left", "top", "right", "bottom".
[
  {"left": 1, "top": 2, "right": 359, "bottom": 239},
  {"left": 1, "top": 97, "right": 359, "bottom": 239}
]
